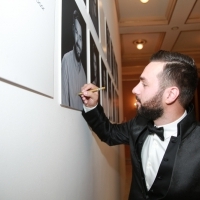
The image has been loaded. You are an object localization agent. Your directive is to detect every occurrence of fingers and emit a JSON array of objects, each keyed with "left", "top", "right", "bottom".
[
  {"left": 80, "top": 83, "right": 99, "bottom": 107},
  {"left": 81, "top": 83, "right": 97, "bottom": 97},
  {"left": 81, "top": 83, "right": 97, "bottom": 94}
]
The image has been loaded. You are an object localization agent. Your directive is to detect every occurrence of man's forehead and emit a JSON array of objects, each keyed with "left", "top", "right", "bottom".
[
  {"left": 140, "top": 62, "right": 165, "bottom": 80},
  {"left": 144, "top": 61, "right": 165, "bottom": 73}
]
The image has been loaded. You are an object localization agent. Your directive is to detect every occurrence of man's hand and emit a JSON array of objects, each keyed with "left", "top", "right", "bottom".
[{"left": 80, "top": 83, "right": 99, "bottom": 108}]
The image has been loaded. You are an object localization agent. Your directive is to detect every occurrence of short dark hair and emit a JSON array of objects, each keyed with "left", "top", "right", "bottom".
[
  {"left": 150, "top": 50, "right": 198, "bottom": 107},
  {"left": 73, "top": 10, "right": 81, "bottom": 25}
]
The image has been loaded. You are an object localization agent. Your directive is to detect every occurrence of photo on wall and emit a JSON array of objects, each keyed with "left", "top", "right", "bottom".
[
  {"left": 99, "top": 3, "right": 106, "bottom": 55},
  {"left": 61, "top": 0, "right": 87, "bottom": 110},
  {"left": 101, "top": 59, "right": 108, "bottom": 116},
  {"left": 89, "top": 0, "right": 99, "bottom": 36},
  {"left": 114, "top": 56, "right": 118, "bottom": 89},
  {"left": 113, "top": 88, "right": 119, "bottom": 123},
  {"left": 108, "top": 74, "right": 113, "bottom": 121},
  {"left": 116, "top": 92, "right": 119, "bottom": 123},
  {"left": 90, "top": 34, "right": 100, "bottom": 87},
  {"left": 112, "top": 83, "right": 115, "bottom": 122},
  {"left": 106, "top": 22, "right": 111, "bottom": 68},
  {"left": 110, "top": 41, "right": 114, "bottom": 75}
]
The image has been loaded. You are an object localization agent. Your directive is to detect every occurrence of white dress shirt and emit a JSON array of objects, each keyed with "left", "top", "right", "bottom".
[
  {"left": 83, "top": 105, "right": 187, "bottom": 190},
  {"left": 141, "top": 111, "right": 187, "bottom": 190}
]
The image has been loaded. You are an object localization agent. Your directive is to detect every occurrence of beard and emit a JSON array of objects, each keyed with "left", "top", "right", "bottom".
[
  {"left": 136, "top": 89, "right": 164, "bottom": 121},
  {"left": 74, "top": 43, "right": 81, "bottom": 62}
]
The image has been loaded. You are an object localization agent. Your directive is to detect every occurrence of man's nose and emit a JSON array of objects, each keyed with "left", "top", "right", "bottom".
[{"left": 132, "top": 83, "right": 139, "bottom": 94}]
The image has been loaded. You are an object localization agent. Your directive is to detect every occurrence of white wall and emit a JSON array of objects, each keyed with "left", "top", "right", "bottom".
[{"left": 0, "top": 0, "right": 125, "bottom": 200}]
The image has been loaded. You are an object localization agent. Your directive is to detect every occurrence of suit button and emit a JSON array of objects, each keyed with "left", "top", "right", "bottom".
[
  {"left": 150, "top": 189, "right": 154, "bottom": 193},
  {"left": 146, "top": 195, "right": 149, "bottom": 199},
  {"left": 157, "top": 176, "right": 162, "bottom": 180}
]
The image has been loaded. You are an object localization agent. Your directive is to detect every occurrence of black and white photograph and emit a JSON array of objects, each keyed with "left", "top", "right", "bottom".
[
  {"left": 61, "top": 0, "right": 87, "bottom": 110},
  {"left": 106, "top": 22, "right": 111, "bottom": 68},
  {"left": 99, "top": 3, "right": 106, "bottom": 55},
  {"left": 113, "top": 89, "right": 119, "bottom": 123},
  {"left": 101, "top": 59, "right": 108, "bottom": 115},
  {"left": 90, "top": 34, "right": 99, "bottom": 87},
  {"left": 108, "top": 74, "right": 113, "bottom": 121},
  {"left": 114, "top": 56, "right": 118, "bottom": 88},
  {"left": 89, "top": 0, "right": 99, "bottom": 36},
  {"left": 110, "top": 41, "right": 114, "bottom": 74},
  {"left": 112, "top": 83, "right": 115, "bottom": 122}
]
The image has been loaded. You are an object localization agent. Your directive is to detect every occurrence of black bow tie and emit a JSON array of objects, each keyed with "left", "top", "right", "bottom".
[{"left": 147, "top": 122, "right": 164, "bottom": 141}]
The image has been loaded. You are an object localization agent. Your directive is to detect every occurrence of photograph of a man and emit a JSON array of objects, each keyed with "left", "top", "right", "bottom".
[
  {"left": 106, "top": 23, "right": 111, "bottom": 67},
  {"left": 61, "top": 1, "right": 87, "bottom": 110},
  {"left": 101, "top": 59, "right": 108, "bottom": 115},
  {"left": 90, "top": 35, "right": 99, "bottom": 87},
  {"left": 89, "top": 0, "right": 99, "bottom": 36},
  {"left": 108, "top": 75, "right": 113, "bottom": 121}
]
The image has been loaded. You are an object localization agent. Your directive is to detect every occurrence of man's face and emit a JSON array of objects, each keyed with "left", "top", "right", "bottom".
[
  {"left": 73, "top": 19, "right": 82, "bottom": 59},
  {"left": 132, "top": 62, "right": 165, "bottom": 120}
]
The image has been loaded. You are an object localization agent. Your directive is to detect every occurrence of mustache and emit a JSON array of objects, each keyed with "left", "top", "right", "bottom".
[{"left": 135, "top": 96, "right": 141, "bottom": 103}]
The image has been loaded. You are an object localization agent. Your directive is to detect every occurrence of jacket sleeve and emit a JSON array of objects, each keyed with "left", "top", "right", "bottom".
[{"left": 82, "top": 104, "right": 131, "bottom": 146}]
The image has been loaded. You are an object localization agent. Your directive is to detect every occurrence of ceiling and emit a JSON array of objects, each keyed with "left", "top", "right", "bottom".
[{"left": 115, "top": 0, "right": 200, "bottom": 81}]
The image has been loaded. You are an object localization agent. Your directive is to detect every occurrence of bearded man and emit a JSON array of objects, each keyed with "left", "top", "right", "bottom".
[
  {"left": 61, "top": 10, "right": 86, "bottom": 110},
  {"left": 80, "top": 50, "right": 200, "bottom": 200}
]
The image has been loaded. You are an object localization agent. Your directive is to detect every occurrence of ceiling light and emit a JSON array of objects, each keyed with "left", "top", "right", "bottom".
[
  {"left": 140, "top": 0, "right": 149, "bottom": 3},
  {"left": 171, "top": 26, "right": 179, "bottom": 30},
  {"left": 133, "top": 39, "right": 147, "bottom": 50}
]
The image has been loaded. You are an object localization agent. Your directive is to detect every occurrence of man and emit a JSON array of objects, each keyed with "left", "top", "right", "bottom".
[
  {"left": 80, "top": 50, "right": 200, "bottom": 200},
  {"left": 91, "top": 45, "right": 98, "bottom": 85},
  {"left": 89, "top": 0, "right": 99, "bottom": 35},
  {"left": 61, "top": 10, "right": 86, "bottom": 110}
]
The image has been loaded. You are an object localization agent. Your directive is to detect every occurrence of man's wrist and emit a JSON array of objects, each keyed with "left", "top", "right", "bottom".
[{"left": 83, "top": 104, "right": 98, "bottom": 113}]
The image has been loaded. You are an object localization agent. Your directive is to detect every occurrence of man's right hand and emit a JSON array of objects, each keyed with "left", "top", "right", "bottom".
[{"left": 80, "top": 83, "right": 99, "bottom": 108}]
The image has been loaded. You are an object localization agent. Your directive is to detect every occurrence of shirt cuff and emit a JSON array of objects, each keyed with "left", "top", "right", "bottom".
[{"left": 83, "top": 104, "right": 98, "bottom": 113}]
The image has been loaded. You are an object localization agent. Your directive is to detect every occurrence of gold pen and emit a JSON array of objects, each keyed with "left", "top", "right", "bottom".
[{"left": 78, "top": 87, "right": 105, "bottom": 95}]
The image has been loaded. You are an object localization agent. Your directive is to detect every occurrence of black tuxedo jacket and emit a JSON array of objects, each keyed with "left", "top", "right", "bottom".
[{"left": 82, "top": 104, "right": 200, "bottom": 200}]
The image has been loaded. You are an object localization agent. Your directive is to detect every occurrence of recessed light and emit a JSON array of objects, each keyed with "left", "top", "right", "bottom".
[
  {"left": 171, "top": 26, "right": 179, "bottom": 30},
  {"left": 140, "top": 0, "right": 149, "bottom": 3}
]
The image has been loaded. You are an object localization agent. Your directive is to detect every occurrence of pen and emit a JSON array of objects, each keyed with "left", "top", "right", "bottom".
[{"left": 78, "top": 87, "right": 105, "bottom": 95}]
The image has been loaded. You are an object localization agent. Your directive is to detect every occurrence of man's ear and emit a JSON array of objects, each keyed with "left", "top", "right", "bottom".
[{"left": 164, "top": 87, "right": 180, "bottom": 104}]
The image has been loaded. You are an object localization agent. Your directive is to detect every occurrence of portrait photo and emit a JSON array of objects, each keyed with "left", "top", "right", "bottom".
[
  {"left": 112, "top": 84, "right": 115, "bottom": 122},
  {"left": 110, "top": 41, "right": 114, "bottom": 74},
  {"left": 90, "top": 34, "right": 99, "bottom": 87},
  {"left": 61, "top": 0, "right": 87, "bottom": 110},
  {"left": 114, "top": 56, "right": 118, "bottom": 89},
  {"left": 89, "top": 0, "right": 99, "bottom": 36},
  {"left": 108, "top": 74, "right": 113, "bottom": 121},
  {"left": 106, "top": 22, "right": 111, "bottom": 68},
  {"left": 101, "top": 59, "right": 108, "bottom": 115}
]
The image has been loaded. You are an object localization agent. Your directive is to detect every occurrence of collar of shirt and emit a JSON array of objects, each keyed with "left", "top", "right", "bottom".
[{"left": 156, "top": 110, "right": 187, "bottom": 140}]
